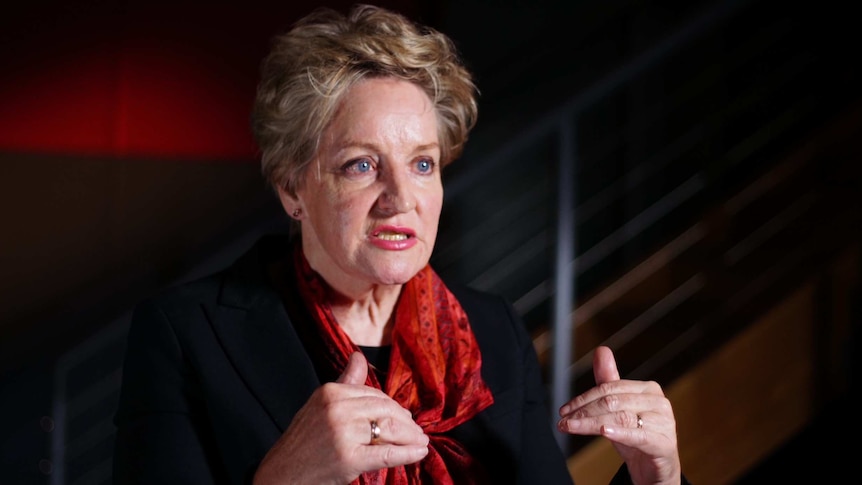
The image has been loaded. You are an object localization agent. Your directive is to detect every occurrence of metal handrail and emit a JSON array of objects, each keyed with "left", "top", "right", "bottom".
[
  {"left": 46, "top": 0, "right": 849, "bottom": 479},
  {"left": 441, "top": 1, "right": 750, "bottom": 449}
]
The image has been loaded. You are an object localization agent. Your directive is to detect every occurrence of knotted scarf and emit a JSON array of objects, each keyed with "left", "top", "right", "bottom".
[{"left": 292, "top": 244, "right": 494, "bottom": 484}]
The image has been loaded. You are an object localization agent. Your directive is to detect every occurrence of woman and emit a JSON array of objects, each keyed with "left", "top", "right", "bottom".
[{"left": 112, "top": 4, "right": 684, "bottom": 484}]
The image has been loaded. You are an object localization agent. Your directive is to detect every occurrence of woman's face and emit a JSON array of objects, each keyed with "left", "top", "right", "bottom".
[{"left": 281, "top": 77, "right": 443, "bottom": 295}]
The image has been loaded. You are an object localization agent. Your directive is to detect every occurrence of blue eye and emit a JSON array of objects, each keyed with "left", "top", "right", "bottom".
[
  {"left": 343, "top": 158, "right": 374, "bottom": 175},
  {"left": 417, "top": 159, "right": 433, "bottom": 173}
]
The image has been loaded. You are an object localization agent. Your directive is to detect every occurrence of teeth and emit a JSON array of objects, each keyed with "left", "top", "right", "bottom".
[{"left": 377, "top": 231, "right": 408, "bottom": 241}]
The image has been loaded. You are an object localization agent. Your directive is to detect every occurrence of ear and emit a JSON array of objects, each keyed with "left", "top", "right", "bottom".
[{"left": 275, "top": 183, "right": 303, "bottom": 220}]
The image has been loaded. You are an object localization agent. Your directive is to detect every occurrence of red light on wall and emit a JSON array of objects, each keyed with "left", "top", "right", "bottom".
[{"left": 0, "top": 6, "right": 264, "bottom": 162}]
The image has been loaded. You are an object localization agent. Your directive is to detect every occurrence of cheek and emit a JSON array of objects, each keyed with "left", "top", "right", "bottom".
[
  {"left": 323, "top": 187, "right": 356, "bottom": 218},
  {"left": 334, "top": 210, "right": 355, "bottom": 237},
  {"left": 331, "top": 198, "right": 365, "bottom": 240},
  {"left": 424, "top": 189, "right": 444, "bottom": 220}
]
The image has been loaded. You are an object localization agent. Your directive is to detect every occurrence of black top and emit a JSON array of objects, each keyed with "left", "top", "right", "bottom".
[{"left": 358, "top": 344, "right": 391, "bottom": 381}]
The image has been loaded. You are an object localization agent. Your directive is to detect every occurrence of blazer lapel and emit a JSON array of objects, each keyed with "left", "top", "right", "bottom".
[{"left": 208, "top": 236, "right": 321, "bottom": 432}]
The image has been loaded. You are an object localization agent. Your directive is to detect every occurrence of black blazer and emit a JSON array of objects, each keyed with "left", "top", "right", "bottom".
[{"left": 112, "top": 235, "right": 579, "bottom": 484}]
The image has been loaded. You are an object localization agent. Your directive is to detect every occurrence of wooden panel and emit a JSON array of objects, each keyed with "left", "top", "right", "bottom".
[{"left": 567, "top": 282, "right": 820, "bottom": 484}]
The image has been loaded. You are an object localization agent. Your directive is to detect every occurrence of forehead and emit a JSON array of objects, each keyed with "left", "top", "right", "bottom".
[{"left": 324, "top": 77, "right": 439, "bottom": 144}]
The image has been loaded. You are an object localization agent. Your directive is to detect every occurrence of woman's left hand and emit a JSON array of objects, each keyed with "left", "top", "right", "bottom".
[{"left": 557, "top": 345, "right": 682, "bottom": 485}]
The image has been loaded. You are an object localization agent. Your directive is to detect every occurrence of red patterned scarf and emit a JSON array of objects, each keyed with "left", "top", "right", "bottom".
[{"left": 292, "top": 245, "right": 494, "bottom": 484}]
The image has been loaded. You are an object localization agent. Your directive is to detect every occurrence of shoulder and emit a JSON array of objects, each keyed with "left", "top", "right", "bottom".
[
  {"left": 446, "top": 281, "right": 514, "bottom": 321},
  {"left": 444, "top": 279, "right": 533, "bottom": 357},
  {"left": 133, "top": 233, "right": 292, "bottom": 320}
]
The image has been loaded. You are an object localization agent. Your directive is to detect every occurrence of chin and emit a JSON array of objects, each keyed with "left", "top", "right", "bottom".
[
  {"left": 371, "top": 263, "right": 424, "bottom": 286},
  {"left": 374, "top": 273, "right": 417, "bottom": 286}
]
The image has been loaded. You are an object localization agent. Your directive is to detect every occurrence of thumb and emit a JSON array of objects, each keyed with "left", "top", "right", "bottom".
[
  {"left": 336, "top": 351, "right": 368, "bottom": 385},
  {"left": 592, "top": 345, "right": 621, "bottom": 385}
]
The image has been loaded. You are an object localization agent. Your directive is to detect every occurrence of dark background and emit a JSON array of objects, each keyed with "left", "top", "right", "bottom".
[{"left": 1, "top": 1, "right": 858, "bottom": 484}]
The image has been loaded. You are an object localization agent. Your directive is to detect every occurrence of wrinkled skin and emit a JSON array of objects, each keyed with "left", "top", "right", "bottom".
[
  {"left": 253, "top": 352, "right": 429, "bottom": 485},
  {"left": 557, "top": 346, "right": 682, "bottom": 485}
]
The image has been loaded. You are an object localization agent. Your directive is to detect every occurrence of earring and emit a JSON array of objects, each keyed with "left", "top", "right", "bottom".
[{"left": 292, "top": 208, "right": 301, "bottom": 218}]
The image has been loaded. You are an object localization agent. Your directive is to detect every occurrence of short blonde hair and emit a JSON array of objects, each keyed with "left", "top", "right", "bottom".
[{"left": 251, "top": 3, "right": 478, "bottom": 195}]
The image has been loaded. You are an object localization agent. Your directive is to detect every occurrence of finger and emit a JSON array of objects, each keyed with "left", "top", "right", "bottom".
[
  {"left": 365, "top": 413, "right": 429, "bottom": 447},
  {"left": 337, "top": 351, "right": 368, "bottom": 385},
  {"left": 558, "top": 383, "right": 662, "bottom": 419},
  {"left": 559, "top": 407, "right": 653, "bottom": 436},
  {"left": 592, "top": 345, "right": 620, "bottom": 384},
  {"left": 321, "top": 391, "right": 421, "bottom": 446},
  {"left": 596, "top": 410, "right": 679, "bottom": 455},
  {"left": 357, "top": 442, "right": 430, "bottom": 471}
]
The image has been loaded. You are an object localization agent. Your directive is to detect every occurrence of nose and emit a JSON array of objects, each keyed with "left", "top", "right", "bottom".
[{"left": 376, "top": 169, "right": 416, "bottom": 215}]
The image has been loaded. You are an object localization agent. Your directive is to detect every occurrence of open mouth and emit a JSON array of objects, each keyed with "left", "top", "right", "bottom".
[{"left": 375, "top": 230, "right": 411, "bottom": 241}]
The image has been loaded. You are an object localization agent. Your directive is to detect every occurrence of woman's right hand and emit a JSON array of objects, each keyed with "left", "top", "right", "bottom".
[{"left": 253, "top": 351, "right": 430, "bottom": 485}]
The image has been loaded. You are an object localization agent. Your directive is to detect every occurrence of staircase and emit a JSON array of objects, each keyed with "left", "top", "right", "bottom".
[
  {"left": 562, "top": 98, "right": 862, "bottom": 484},
  {"left": 11, "top": 1, "right": 860, "bottom": 484}
]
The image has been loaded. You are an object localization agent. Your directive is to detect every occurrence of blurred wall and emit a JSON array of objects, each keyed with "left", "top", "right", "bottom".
[{"left": 0, "top": 0, "right": 430, "bottom": 376}]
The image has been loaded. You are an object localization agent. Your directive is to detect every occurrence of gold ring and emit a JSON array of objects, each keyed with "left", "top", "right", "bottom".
[
  {"left": 370, "top": 420, "right": 382, "bottom": 445},
  {"left": 636, "top": 414, "right": 644, "bottom": 429}
]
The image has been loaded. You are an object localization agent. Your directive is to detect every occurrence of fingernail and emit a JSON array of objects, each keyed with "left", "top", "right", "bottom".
[{"left": 602, "top": 426, "right": 615, "bottom": 436}]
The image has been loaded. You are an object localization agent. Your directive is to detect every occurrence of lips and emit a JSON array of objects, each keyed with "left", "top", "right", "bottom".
[{"left": 369, "top": 225, "right": 418, "bottom": 250}]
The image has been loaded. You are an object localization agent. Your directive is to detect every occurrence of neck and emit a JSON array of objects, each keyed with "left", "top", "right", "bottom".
[{"left": 328, "top": 284, "right": 401, "bottom": 346}]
